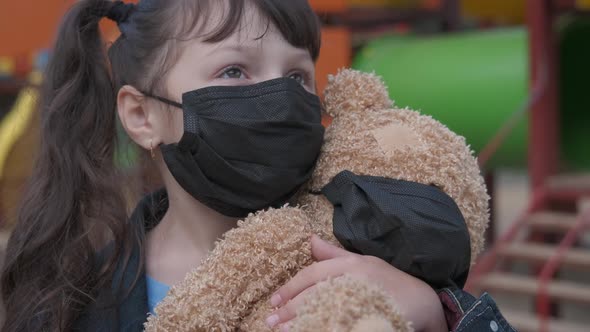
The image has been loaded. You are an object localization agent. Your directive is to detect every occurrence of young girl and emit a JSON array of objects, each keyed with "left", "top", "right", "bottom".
[{"left": 1, "top": 1, "right": 515, "bottom": 331}]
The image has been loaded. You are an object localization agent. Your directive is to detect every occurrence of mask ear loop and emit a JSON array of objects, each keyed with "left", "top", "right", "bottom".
[
  {"left": 142, "top": 91, "right": 183, "bottom": 109},
  {"left": 142, "top": 92, "right": 181, "bottom": 161}
]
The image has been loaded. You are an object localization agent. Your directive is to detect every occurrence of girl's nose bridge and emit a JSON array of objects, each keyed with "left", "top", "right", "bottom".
[{"left": 257, "top": 69, "right": 285, "bottom": 83}]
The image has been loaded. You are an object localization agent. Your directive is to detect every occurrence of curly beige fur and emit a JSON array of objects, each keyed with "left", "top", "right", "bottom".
[
  {"left": 323, "top": 70, "right": 393, "bottom": 118},
  {"left": 144, "top": 207, "right": 313, "bottom": 331}
]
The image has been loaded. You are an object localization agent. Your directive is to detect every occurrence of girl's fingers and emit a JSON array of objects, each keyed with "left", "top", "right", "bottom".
[
  {"left": 265, "top": 236, "right": 363, "bottom": 329},
  {"left": 270, "top": 254, "right": 359, "bottom": 307},
  {"left": 309, "top": 235, "right": 350, "bottom": 261},
  {"left": 266, "top": 286, "right": 316, "bottom": 328}
]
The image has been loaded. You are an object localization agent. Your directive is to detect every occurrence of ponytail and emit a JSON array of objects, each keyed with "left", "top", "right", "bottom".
[{"left": 1, "top": 1, "right": 136, "bottom": 330}]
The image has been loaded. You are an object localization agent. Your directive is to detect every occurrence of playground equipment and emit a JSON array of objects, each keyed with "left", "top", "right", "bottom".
[
  {"left": 353, "top": 24, "right": 590, "bottom": 171},
  {"left": 353, "top": 28, "right": 529, "bottom": 168},
  {"left": 0, "top": 73, "right": 40, "bottom": 227},
  {"left": 350, "top": 1, "right": 590, "bottom": 330},
  {"left": 465, "top": 2, "right": 590, "bottom": 332}
]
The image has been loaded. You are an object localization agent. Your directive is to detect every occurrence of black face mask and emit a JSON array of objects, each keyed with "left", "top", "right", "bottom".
[
  {"left": 322, "top": 170, "right": 471, "bottom": 289},
  {"left": 147, "top": 78, "right": 325, "bottom": 218}
]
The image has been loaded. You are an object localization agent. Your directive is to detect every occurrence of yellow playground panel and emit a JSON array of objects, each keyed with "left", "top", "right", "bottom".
[{"left": 0, "top": 73, "right": 41, "bottom": 227}]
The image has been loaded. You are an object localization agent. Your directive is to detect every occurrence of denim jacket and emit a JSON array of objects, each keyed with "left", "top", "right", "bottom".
[
  {"left": 74, "top": 191, "right": 517, "bottom": 331},
  {"left": 439, "top": 288, "right": 517, "bottom": 332}
]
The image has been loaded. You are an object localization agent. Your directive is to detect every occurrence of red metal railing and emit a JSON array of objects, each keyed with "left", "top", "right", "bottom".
[
  {"left": 468, "top": 2, "right": 590, "bottom": 330},
  {"left": 536, "top": 208, "right": 590, "bottom": 332},
  {"left": 465, "top": 189, "right": 548, "bottom": 292}
]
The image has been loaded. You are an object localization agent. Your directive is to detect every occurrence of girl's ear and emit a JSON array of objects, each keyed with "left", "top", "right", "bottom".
[{"left": 117, "top": 85, "right": 161, "bottom": 150}]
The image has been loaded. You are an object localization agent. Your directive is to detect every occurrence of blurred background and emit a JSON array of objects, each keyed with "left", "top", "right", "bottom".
[{"left": 0, "top": 1, "right": 589, "bottom": 331}]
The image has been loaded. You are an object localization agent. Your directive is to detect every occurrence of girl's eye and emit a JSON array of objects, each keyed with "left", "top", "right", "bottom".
[
  {"left": 288, "top": 72, "right": 306, "bottom": 85},
  {"left": 220, "top": 67, "right": 245, "bottom": 79}
]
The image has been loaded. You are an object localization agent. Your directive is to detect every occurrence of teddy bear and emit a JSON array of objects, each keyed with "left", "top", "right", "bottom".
[{"left": 143, "top": 69, "right": 490, "bottom": 332}]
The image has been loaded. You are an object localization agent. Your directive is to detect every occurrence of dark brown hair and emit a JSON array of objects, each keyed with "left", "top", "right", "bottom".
[{"left": 0, "top": 0, "right": 320, "bottom": 330}]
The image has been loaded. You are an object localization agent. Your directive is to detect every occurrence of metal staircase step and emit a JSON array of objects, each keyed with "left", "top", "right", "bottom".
[
  {"left": 503, "top": 310, "right": 588, "bottom": 332},
  {"left": 546, "top": 174, "right": 590, "bottom": 191},
  {"left": 479, "top": 272, "right": 590, "bottom": 305},
  {"left": 526, "top": 212, "right": 578, "bottom": 233},
  {"left": 498, "top": 243, "right": 590, "bottom": 269}
]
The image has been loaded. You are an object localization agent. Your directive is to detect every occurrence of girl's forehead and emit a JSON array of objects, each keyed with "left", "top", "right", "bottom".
[
  {"left": 179, "top": 25, "right": 307, "bottom": 65},
  {"left": 181, "top": 4, "right": 303, "bottom": 59},
  {"left": 187, "top": 1, "right": 272, "bottom": 45},
  {"left": 169, "top": 0, "right": 319, "bottom": 64}
]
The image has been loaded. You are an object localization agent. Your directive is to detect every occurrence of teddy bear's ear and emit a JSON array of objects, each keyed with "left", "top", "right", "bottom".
[{"left": 323, "top": 69, "right": 393, "bottom": 118}]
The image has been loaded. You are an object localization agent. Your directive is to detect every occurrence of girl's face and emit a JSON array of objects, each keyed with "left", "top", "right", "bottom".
[{"left": 156, "top": 3, "right": 316, "bottom": 144}]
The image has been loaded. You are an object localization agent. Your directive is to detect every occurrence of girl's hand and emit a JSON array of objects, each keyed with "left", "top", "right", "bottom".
[{"left": 265, "top": 235, "right": 447, "bottom": 332}]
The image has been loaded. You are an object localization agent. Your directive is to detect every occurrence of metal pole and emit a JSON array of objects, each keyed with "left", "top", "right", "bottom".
[{"left": 526, "top": 0, "right": 560, "bottom": 190}]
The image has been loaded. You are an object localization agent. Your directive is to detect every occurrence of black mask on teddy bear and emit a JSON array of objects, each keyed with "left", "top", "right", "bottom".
[{"left": 322, "top": 170, "right": 471, "bottom": 289}]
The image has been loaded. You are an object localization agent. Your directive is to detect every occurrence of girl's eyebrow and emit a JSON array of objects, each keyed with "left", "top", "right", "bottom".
[
  {"left": 287, "top": 51, "right": 314, "bottom": 62},
  {"left": 206, "top": 43, "right": 259, "bottom": 57}
]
